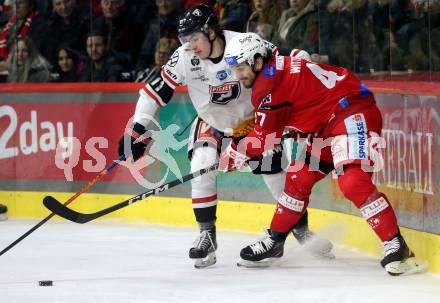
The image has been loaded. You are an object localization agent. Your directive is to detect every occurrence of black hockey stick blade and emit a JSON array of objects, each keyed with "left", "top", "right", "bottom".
[
  {"left": 43, "top": 163, "right": 219, "bottom": 224},
  {"left": 43, "top": 196, "right": 84, "bottom": 222}
]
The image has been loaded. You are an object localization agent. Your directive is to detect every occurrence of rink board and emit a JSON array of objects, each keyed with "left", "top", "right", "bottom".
[
  {"left": 2, "top": 82, "right": 440, "bottom": 274},
  {"left": 1, "top": 190, "right": 439, "bottom": 273}
]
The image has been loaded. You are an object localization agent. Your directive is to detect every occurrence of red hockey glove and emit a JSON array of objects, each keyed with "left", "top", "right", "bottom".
[{"left": 219, "top": 141, "right": 250, "bottom": 172}]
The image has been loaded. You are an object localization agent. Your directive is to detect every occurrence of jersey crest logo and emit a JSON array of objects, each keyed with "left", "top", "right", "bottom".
[
  {"left": 167, "top": 51, "right": 179, "bottom": 67},
  {"left": 191, "top": 56, "right": 200, "bottom": 66},
  {"left": 263, "top": 66, "right": 276, "bottom": 78},
  {"left": 209, "top": 81, "right": 241, "bottom": 105},
  {"left": 193, "top": 9, "right": 202, "bottom": 16},
  {"left": 216, "top": 70, "right": 228, "bottom": 81},
  {"left": 261, "top": 94, "right": 272, "bottom": 106}
]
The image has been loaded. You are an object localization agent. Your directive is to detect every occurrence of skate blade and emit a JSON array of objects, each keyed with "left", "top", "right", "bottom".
[
  {"left": 385, "top": 257, "right": 428, "bottom": 276},
  {"left": 236, "top": 258, "right": 277, "bottom": 268},
  {"left": 194, "top": 252, "right": 216, "bottom": 269}
]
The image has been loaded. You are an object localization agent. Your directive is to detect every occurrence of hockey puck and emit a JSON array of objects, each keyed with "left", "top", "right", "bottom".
[
  {"left": 0, "top": 204, "right": 7, "bottom": 213},
  {"left": 38, "top": 280, "right": 53, "bottom": 286}
]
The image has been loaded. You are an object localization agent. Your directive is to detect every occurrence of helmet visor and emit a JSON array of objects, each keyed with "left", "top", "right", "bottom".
[{"left": 178, "top": 32, "right": 204, "bottom": 46}]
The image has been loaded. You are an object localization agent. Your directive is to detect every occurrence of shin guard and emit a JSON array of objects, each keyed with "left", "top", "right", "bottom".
[
  {"left": 359, "top": 192, "right": 399, "bottom": 241},
  {"left": 270, "top": 191, "right": 309, "bottom": 232}
]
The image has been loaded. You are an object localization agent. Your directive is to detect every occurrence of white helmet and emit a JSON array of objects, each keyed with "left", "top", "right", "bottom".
[{"left": 224, "top": 32, "right": 268, "bottom": 67}]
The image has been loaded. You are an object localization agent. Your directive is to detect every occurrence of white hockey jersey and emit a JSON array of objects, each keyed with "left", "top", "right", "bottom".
[{"left": 134, "top": 30, "right": 277, "bottom": 135}]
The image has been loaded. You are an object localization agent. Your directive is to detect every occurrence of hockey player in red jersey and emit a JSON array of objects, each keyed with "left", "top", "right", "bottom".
[{"left": 220, "top": 32, "right": 426, "bottom": 275}]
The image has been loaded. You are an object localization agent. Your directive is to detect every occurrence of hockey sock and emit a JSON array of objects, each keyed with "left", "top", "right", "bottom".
[
  {"left": 193, "top": 205, "right": 217, "bottom": 229},
  {"left": 292, "top": 209, "right": 309, "bottom": 231},
  {"left": 198, "top": 220, "right": 216, "bottom": 231},
  {"left": 338, "top": 165, "right": 399, "bottom": 241},
  {"left": 359, "top": 192, "right": 399, "bottom": 241},
  {"left": 270, "top": 191, "right": 309, "bottom": 233}
]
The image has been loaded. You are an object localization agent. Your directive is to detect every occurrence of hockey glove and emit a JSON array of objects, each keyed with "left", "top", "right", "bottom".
[
  {"left": 219, "top": 141, "right": 250, "bottom": 172},
  {"left": 118, "top": 122, "right": 151, "bottom": 161}
]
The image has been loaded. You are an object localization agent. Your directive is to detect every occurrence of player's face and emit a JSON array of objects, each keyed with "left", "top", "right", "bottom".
[
  {"left": 180, "top": 32, "right": 211, "bottom": 59},
  {"left": 233, "top": 63, "right": 257, "bottom": 88}
]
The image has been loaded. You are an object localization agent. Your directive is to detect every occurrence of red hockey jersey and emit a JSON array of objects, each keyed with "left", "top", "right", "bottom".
[{"left": 242, "top": 56, "right": 375, "bottom": 158}]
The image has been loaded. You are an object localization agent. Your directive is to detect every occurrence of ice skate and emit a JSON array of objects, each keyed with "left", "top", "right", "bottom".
[
  {"left": 381, "top": 234, "right": 427, "bottom": 276},
  {"left": 237, "top": 230, "right": 287, "bottom": 268},
  {"left": 189, "top": 227, "right": 217, "bottom": 269}
]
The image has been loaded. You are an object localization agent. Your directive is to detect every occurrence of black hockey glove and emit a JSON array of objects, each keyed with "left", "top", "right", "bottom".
[{"left": 118, "top": 123, "right": 151, "bottom": 161}]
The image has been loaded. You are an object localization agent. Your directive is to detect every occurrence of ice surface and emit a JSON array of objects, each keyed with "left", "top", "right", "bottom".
[{"left": 1, "top": 220, "right": 439, "bottom": 303}]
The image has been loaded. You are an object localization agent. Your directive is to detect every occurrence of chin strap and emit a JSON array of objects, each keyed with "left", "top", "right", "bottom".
[
  {"left": 207, "top": 35, "right": 215, "bottom": 57},
  {"left": 207, "top": 32, "right": 225, "bottom": 59}
]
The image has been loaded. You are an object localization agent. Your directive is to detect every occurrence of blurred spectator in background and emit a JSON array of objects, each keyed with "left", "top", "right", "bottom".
[
  {"left": 34, "top": 0, "right": 52, "bottom": 17},
  {"left": 5, "top": 36, "right": 51, "bottom": 82},
  {"left": 92, "top": 0, "right": 144, "bottom": 65},
  {"left": 0, "top": 0, "right": 438, "bottom": 81},
  {"left": 396, "top": 0, "right": 440, "bottom": 72},
  {"left": 137, "top": 0, "right": 183, "bottom": 72},
  {"left": 43, "top": 0, "right": 90, "bottom": 66},
  {"left": 51, "top": 45, "right": 84, "bottom": 82},
  {"left": 0, "top": 1, "right": 12, "bottom": 30},
  {"left": 80, "top": 0, "right": 101, "bottom": 15},
  {"left": 79, "top": 30, "right": 133, "bottom": 82},
  {"left": 0, "top": 0, "right": 45, "bottom": 62},
  {"left": 215, "top": 0, "right": 250, "bottom": 32},
  {"left": 381, "top": 31, "right": 406, "bottom": 71},
  {"left": 318, "top": 0, "right": 382, "bottom": 73},
  {"left": 136, "top": 36, "right": 178, "bottom": 82},
  {"left": 277, "top": 0, "right": 290, "bottom": 11},
  {"left": 431, "top": 1, "right": 440, "bottom": 71},
  {"left": 0, "top": 0, "right": 7, "bottom": 80},
  {"left": 125, "top": 0, "right": 156, "bottom": 26},
  {"left": 273, "top": 0, "right": 318, "bottom": 55},
  {"left": 246, "top": 0, "right": 280, "bottom": 41}
]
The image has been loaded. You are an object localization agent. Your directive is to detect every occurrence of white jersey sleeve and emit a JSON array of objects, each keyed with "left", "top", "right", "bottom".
[{"left": 133, "top": 47, "right": 187, "bottom": 127}]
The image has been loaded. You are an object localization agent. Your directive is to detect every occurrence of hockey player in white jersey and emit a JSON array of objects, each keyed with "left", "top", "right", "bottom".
[{"left": 118, "top": 4, "right": 333, "bottom": 268}]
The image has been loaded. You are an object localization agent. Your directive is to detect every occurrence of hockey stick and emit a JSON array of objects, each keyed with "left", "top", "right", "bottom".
[
  {"left": 43, "top": 163, "right": 219, "bottom": 224},
  {"left": 0, "top": 156, "right": 124, "bottom": 256}
]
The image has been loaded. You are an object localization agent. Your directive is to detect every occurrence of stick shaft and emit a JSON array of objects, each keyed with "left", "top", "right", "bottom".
[
  {"left": 44, "top": 163, "right": 219, "bottom": 223},
  {"left": 0, "top": 157, "right": 122, "bottom": 256}
]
